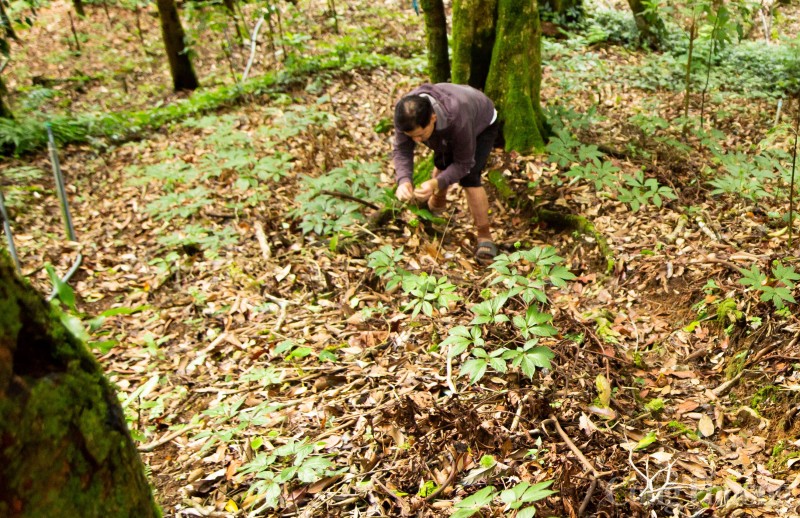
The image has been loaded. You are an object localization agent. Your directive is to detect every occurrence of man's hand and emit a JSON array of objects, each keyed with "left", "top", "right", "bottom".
[
  {"left": 414, "top": 179, "right": 438, "bottom": 202},
  {"left": 396, "top": 181, "right": 415, "bottom": 202}
]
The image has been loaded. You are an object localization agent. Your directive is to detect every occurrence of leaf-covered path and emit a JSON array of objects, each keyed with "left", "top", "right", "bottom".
[{"left": 3, "top": 1, "right": 800, "bottom": 516}]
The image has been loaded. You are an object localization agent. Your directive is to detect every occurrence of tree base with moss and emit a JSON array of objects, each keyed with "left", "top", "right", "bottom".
[{"left": 0, "top": 253, "right": 160, "bottom": 517}]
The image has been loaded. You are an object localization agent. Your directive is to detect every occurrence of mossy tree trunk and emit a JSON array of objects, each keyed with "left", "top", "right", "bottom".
[
  {"left": 420, "top": 0, "right": 450, "bottom": 83},
  {"left": 0, "top": 253, "right": 160, "bottom": 517},
  {"left": 483, "top": 0, "right": 548, "bottom": 152},
  {"left": 451, "top": 0, "right": 497, "bottom": 88},
  {"left": 627, "top": 0, "right": 666, "bottom": 49},
  {"left": 451, "top": 0, "right": 548, "bottom": 153},
  {"left": 156, "top": 0, "right": 199, "bottom": 91}
]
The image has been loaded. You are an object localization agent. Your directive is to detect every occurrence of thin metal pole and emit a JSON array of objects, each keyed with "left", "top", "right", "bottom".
[
  {"left": 0, "top": 190, "right": 20, "bottom": 272},
  {"left": 46, "top": 123, "right": 77, "bottom": 241}
]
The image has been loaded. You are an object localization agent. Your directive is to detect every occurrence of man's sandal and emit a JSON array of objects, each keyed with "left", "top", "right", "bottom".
[{"left": 475, "top": 241, "right": 497, "bottom": 265}]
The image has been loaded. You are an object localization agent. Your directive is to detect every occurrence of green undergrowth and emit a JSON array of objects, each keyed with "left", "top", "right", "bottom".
[
  {"left": 547, "top": 7, "right": 800, "bottom": 100},
  {"left": 0, "top": 46, "right": 423, "bottom": 156}
]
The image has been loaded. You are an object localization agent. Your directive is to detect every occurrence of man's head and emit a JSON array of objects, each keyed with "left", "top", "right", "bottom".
[{"left": 395, "top": 95, "right": 437, "bottom": 143}]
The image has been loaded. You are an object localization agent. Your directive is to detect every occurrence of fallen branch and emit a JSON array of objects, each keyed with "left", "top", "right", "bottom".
[{"left": 138, "top": 422, "right": 203, "bottom": 452}]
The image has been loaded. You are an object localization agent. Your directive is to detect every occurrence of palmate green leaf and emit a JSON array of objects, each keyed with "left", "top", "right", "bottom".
[
  {"left": 513, "top": 307, "right": 558, "bottom": 339},
  {"left": 547, "top": 265, "right": 576, "bottom": 287},
  {"left": 452, "top": 486, "right": 497, "bottom": 518},
  {"left": 461, "top": 358, "right": 488, "bottom": 384},
  {"left": 442, "top": 326, "right": 483, "bottom": 357},
  {"left": 773, "top": 262, "right": 800, "bottom": 288},
  {"left": 520, "top": 480, "right": 556, "bottom": 502},
  {"left": 470, "top": 294, "right": 509, "bottom": 325},
  {"left": 297, "top": 456, "right": 334, "bottom": 483},
  {"left": 738, "top": 265, "right": 767, "bottom": 289},
  {"left": 760, "top": 286, "right": 795, "bottom": 309},
  {"left": 514, "top": 344, "right": 555, "bottom": 379}
]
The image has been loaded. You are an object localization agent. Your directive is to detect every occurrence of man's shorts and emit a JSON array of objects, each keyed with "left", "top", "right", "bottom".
[{"left": 433, "top": 120, "right": 500, "bottom": 188}]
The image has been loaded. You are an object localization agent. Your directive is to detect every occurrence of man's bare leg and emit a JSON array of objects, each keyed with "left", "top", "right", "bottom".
[
  {"left": 464, "top": 186, "right": 492, "bottom": 242},
  {"left": 429, "top": 168, "right": 449, "bottom": 212}
]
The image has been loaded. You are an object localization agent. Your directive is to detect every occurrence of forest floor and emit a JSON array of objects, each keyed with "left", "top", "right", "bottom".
[{"left": 3, "top": 0, "right": 800, "bottom": 517}]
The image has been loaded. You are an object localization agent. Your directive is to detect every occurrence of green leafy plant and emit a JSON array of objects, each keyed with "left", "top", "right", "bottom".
[
  {"left": 738, "top": 261, "right": 800, "bottom": 309},
  {"left": 239, "top": 438, "right": 340, "bottom": 513},
  {"left": 291, "top": 161, "right": 384, "bottom": 236},
  {"left": 616, "top": 170, "right": 676, "bottom": 211},
  {"left": 566, "top": 158, "right": 620, "bottom": 192},
  {"left": 451, "top": 486, "right": 496, "bottom": 518},
  {"left": 400, "top": 272, "right": 460, "bottom": 318},
  {"left": 489, "top": 246, "right": 576, "bottom": 304},
  {"left": 500, "top": 480, "right": 557, "bottom": 518}
]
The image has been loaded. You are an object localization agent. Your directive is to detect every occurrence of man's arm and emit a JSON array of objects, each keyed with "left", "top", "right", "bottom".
[{"left": 392, "top": 129, "right": 416, "bottom": 186}]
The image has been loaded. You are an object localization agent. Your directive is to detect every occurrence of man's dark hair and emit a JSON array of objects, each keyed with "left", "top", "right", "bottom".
[{"left": 394, "top": 95, "right": 433, "bottom": 132}]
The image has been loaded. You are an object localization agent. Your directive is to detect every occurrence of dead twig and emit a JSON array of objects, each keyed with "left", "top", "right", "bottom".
[
  {"left": 138, "top": 422, "right": 203, "bottom": 452},
  {"left": 320, "top": 189, "right": 380, "bottom": 210},
  {"left": 425, "top": 446, "right": 463, "bottom": 501},
  {"left": 543, "top": 415, "right": 605, "bottom": 516},
  {"left": 254, "top": 221, "right": 272, "bottom": 260},
  {"left": 711, "top": 369, "right": 746, "bottom": 397}
]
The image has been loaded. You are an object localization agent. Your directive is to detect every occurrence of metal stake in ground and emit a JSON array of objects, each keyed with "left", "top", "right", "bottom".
[
  {"left": 47, "top": 123, "right": 77, "bottom": 242},
  {"left": 45, "top": 123, "right": 83, "bottom": 302},
  {"left": 0, "top": 191, "right": 20, "bottom": 272}
]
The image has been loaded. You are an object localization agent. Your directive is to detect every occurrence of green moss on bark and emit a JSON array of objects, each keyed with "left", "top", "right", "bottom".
[
  {"left": 451, "top": 0, "right": 497, "bottom": 88},
  {"left": 484, "top": 0, "right": 549, "bottom": 153},
  {"left": 420, "top": 0, "right": 451, "bottom": 83},
  {"left": 0, "top": 252, "right": 160, "bottom": 518}
]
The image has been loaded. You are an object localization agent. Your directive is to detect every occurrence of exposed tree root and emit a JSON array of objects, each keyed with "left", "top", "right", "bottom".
[{"left": 487, "top": 170, "right": 615, "bottom": 272}]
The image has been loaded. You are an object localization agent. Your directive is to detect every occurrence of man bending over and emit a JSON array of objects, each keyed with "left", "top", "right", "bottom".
[{"left": 392, "top": 83, "right": 500, "bottom": 264}]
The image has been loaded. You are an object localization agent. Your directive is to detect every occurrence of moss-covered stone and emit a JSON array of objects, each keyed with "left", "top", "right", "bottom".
[{"left": 0, "top": 251, "right": 160, "bottom": 518}]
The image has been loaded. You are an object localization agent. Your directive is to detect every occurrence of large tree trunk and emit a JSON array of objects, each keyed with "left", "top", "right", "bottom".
[
  {"left": 627, "top": 0, "right": 666, "bottom": 49},
  {"left": 156, "top": 0, "right": 199, "bottom": 91},
  {"left": 420, "top": 0, "right": 450, "bottom": 83},
  {"left": 484, "top": 0, "right": 548, "bottom": 152},
  {"left": 451, "top": 0, "right": 497, "bottom": 89},
  {"left": 0, "top": 253, "right": 159, "bottom": 517}
]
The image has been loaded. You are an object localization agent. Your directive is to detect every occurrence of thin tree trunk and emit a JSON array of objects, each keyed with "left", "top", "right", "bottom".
[
  {"left": 73, "top": 0, "right": 85, "bottom": 18},
  {"left": 156, "top": 0, "right": 199, "bottom": 91},
  {"left": 627, "top": 0, "right": 665, "bottom": 49},
  {"left": 451, "top": 0, "right": 497, "bottom": 88},
  {"left": 0, "top": 253, "right": 159, "bottom": 517},
  {"left": 222, "top": 0, "right": 244, "bottom": 41},
  {"left": 0, "top": 0, "right": 18, "bottom": 41},
  {"left": 484, "top": 0, "right": 548, "bottom": 152},
  {"left": 0, "top": 76, "right": 13, "bottom": 119},
  {"left": 420, "top": 0, "right": 450, "bottom": 83}
]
